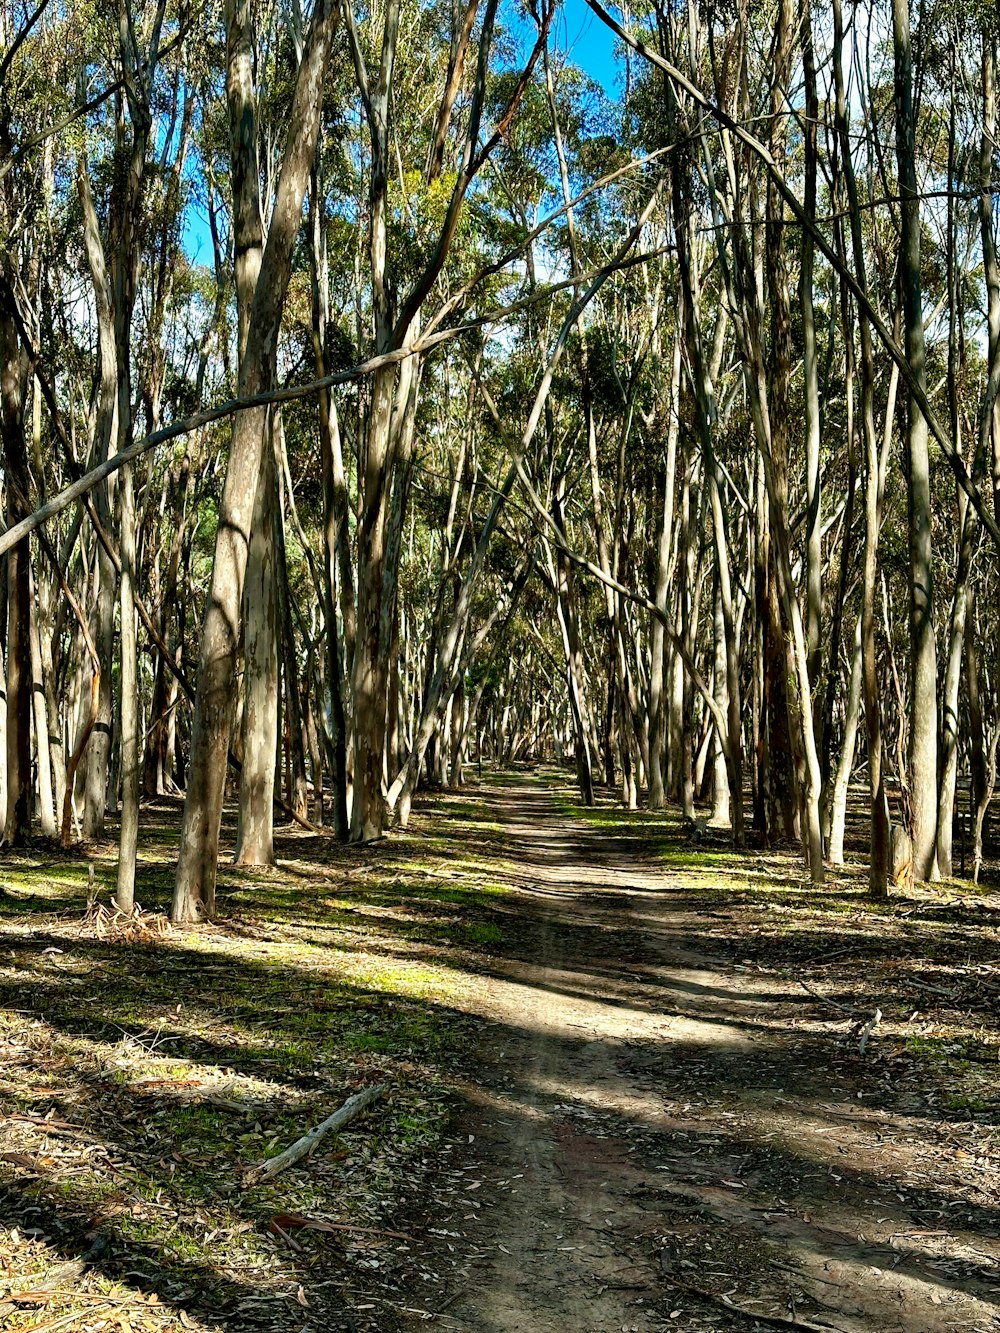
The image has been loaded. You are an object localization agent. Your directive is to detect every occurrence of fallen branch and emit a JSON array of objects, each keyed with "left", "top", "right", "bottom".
[
  {"left": 795, "top": 978, "right": 859, "bottom": 1017},
  {"left": 248, "top": 1083, "right": 387, "bottom": 1182},
  {"left": 800, "top": 944, "right": 885, "bottom": 966},
  {"left": 903, "top": 978, "right": 957, "bottom": 998},
  {"left": 10, "top": 1291, "right": 132, "bottom": 1306},
  {"left": 3, "top": 1113, "right": 91, "bottom": 1138},
  {"left": 21, "top": 1304, "right": 117, "bottom": 1333},
  {"left": 269, "top": 1212, "right": 413, "bottom": 1241},
  {"left": 901, "top": 896, "right": 981, "bottom": 917},
  {"left": 661, "top": 1272, "right": 845, "bottom": 1333},
  {"left": 268, "top": 1220, "right": 304, "bottom": 1253}
]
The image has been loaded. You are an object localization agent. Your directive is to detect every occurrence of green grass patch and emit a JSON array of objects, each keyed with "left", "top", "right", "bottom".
[{"left": 0, "top": 784, "right": 517, "bottom": 1328}]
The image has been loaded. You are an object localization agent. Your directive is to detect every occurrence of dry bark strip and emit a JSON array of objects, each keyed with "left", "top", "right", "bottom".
[
  {"left": 247, "top": 1082, "right": 387, "bottom": 1182},
  {"left": 269, "top": 1212, "right": 413, "bottom": 1241}
]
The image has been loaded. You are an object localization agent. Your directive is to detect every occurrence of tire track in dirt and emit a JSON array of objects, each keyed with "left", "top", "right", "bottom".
[{"left": 420, "top": 778, "right": 1000, "bottom": 1333}]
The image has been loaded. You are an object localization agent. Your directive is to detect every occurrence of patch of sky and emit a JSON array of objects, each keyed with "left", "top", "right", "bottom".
[
  {"left": 178, "top": 0, "right": 622, "bottom": 265},
  {"left": 550, "top": 0, "right": 621, "bottom": 96}
]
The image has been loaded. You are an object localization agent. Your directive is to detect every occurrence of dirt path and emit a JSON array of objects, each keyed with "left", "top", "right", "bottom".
[{"left": 413, "top": 779, "right": 1000, "bottom": 1333}]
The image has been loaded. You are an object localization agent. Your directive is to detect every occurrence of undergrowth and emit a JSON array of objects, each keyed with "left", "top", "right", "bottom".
[{"left": 0, "top": 786, "right": 513, "bottom": 1332}]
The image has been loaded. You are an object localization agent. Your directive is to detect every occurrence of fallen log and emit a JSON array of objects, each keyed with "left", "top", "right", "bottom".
[{"left": 248, "top": 1083, "right": 387, "bottom": 1183}]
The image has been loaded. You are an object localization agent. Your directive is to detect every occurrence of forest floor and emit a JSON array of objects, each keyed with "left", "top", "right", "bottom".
[{"left": 0, "top": 772, "right": 999, "bottom": 1332}]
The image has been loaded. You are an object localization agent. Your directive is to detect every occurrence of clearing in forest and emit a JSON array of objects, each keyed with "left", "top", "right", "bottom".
[{"left": 0, "top": 771, "right": 999, "bottom": 1332}]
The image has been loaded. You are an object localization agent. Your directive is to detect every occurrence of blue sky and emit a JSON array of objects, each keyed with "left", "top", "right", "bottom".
[
  {"left": 182, "top": 0, "right": 624, "bottom": 263},
  {"left": 554, "top": 0, "right": 621, "bottom": 94}
]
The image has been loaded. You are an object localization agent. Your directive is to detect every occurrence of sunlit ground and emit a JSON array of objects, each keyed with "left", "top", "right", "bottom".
[{"left": 0, "top": 771, "right": 997, "bottom": 1330}]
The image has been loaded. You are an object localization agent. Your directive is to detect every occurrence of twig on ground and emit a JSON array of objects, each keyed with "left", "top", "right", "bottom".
[
  {"left": 857, "top": 1008, "right": 882, "bottom": 1054},
  {"left": 10, "top": 1290, "right": 135, "bottom": 1305},
  {"left": 269, "top": 1220, "right": 304, "bottom": 1252},
  {"left": 801, "top": 944, "right": 885, "bottom": 966},
  {"left": 900, "top": 896, "right": 982, "bottom": 917},
  {"left": 662, "top": 1273, "right": 847, "bottom": 1332},
  {"left": 247, "top": 1083, "right": 387, "bottom": 1182},
  {"left": 434, "top": 1289, "right": 465, "bottom": 1314},
  {"left": 3, "top": 1114, "right": 91, "bottom": 1139},
  {"left": 21, "top": 1303, "right": 116, "bottom": 1333},
  {"left": 796, "top": 978, "right": 860, "bottom": 1017},
  {"left": 903, "top": 978, "right": 957, "bottom": 998},
  {"left": 268, "top": 1212, "right": 413, "bottom": 1241}
]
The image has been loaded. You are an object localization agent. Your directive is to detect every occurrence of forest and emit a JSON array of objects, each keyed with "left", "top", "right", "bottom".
[
  {"left": 2, "top": 0, "right": 1000, "bottom": 1330},
  {"left": 2, "top": 0, "right": 1000, "bottom": 905}
]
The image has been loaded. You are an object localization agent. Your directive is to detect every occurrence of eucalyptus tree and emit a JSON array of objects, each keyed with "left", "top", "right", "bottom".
[
  {"left": 0, "top": 0, "right": 55, "bottom": 847},
  {"left": 172, "top": 0, "right": 339, "bottom": 923},
  {"left": 892, "top": 0, "right": 938, "bottom": 882},
  {"left": 6, "top": 0, "right": 1000, "bottom": 909}
]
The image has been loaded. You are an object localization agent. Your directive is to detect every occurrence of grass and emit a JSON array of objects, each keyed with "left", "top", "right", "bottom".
[{"left": 0, "top": 787, "right": 517, "bottom": 1332}]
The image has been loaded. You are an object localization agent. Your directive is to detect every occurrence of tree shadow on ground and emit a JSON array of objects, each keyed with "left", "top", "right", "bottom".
[
  {"left": 1, "top": 910, "right": 999, "bottom": 1329},
  {"left": 0, "top": 774, "right": 999, "bottom": 1330}
]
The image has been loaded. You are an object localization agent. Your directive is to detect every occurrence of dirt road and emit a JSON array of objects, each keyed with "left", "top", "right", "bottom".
[{"left": 417, "top": 780, "right": 1000, "bottom": 1333}]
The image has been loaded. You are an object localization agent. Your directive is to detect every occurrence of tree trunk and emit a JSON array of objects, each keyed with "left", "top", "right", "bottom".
[
  {"left": 828, "top": 617, "right": 863, "bottom": 866},
  {"left": 26, "top": 527, "right": 53, "bottom": 838},
  {"left": 833, "top": 0, "right": 889, "bottom": 896},
  {"left": 350, "top": 368, "right": 396, "bottom": 841},
  {"left": 893, "top": 0, "right": 938, "bottom": 882},
  {"left": 710, "top": 571, "right": 731, "bottom": 827},
  {"left": 275, "top": 424, "right": 309, "bottom": 822},
  {"left": 1, "top": 308, "right": 30, "bottom": 845},
  {"left": 115, "top": 448, "right": 139, "bottom": 911},
  {"left": 799, "top": 0, "right": 823, "bottom": 712},
  {"left": 235, "top": 416, "right": 278, "bottom": 866},
  {"left": 37, "top": 548, "right": 65, "bottom": 818},
  {"left": 172, "top": 0, "right": 338, "bottom": 922},
  {"left": 309, "top": 173, "right": 350, "bottom": 837},
  {"left": 937, "top": 482, "right": 973, "bottom": 876},
  {"left": 647, "top": 333, "right": 680, "bottom": 809}
]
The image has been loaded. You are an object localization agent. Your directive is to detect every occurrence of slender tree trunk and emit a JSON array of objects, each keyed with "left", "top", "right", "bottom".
[
  {"left": 321, "top": 392, "right": 350, "bottom": 836},
  {"left": 675, "top": 199, "right": 744, "bottom": 844},
  {"left": 936, "top": 496, "right": 972, "bottom": 878},
  {"left": 553, "top": 542, "right": 594, "bottom": 806},
  {"left": 800, "top": 0, "right": 823, "bottom": 713},
  {"left": 646, "top": 336, "right": 679, "bottom": 809},
  {"left": 834, "top": 0, "right": 889, "bottom": 895},
  {"left": 350, "top": 366, "right": 396, "bottom": 841},
  {"left": 1, "top": 309, "right": 30, "bottom": 845},
  {"left": 309, "top": 173, "right": 349, "bottom": 837},
  {"left": 829, "top": 617, "right": 863, "bottom": 866},
  {"left": 227, "top": 0, "right": 280, "bottom": 865},
  {"left": 115, "top": 449, "right": 139, "bottom": 910},
  {"left": 144, "top": 459, "right": 192, "bottom": 795},
  {"left": 26, "top": 562, "right": 53, "bottom": 837},
  {"left": 275, "top": 425, "right": 309, "bottom": 821},
  {"left": 235, "top": 417, "right": 278, "bottom": 866},
  {"left": 710, "top": 570, "right": 730, "bottom": 827},
  {"left": 983, "top": 30, "right": 1000, "bottom": 523},
  {"left": 37, "top": 553, "right": 65, "bottom": 818},
  {"left": 821, "top": 315, "right": 856, "bottom": 836},
  {"left": 893, "top": 0, "right": 938, "bottom": 882},
  {"left": 173, "top": 0, "right": 338, "bottom": 922},
  {"left": 967, "top": 595, "right": 987, "bottom": 863}
]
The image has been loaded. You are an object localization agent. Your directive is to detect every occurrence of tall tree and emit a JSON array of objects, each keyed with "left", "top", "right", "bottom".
[{"left": 172, "top": 0, "right": 339, "bottom": 922}]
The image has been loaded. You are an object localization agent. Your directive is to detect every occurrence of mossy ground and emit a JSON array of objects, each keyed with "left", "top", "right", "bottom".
[{"left": 0, "top": 787, "right": 515, "bottom": 1332}]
